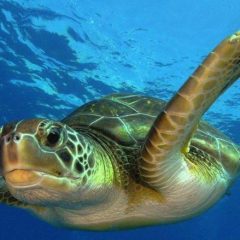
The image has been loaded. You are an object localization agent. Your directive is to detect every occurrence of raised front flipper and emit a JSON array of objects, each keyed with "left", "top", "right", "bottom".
[{"left": 139, "top": 32, "right": 240, "bottom": 191}]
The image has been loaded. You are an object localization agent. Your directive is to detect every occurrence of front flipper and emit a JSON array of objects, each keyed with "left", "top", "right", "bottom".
[{"left": 139, "top": 32, "right": 240, "bottom": 190}]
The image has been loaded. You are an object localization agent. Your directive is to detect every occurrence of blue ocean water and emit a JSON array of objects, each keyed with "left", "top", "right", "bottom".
[{"left": 0, "top": 0, "right": 240, "bottom": 239}]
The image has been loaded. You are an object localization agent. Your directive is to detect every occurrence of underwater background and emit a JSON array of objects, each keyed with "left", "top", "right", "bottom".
[{"left": 0, "top": 0, "right": 240, "bottom": 239}]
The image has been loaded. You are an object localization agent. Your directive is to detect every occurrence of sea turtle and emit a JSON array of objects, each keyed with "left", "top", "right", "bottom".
[{"left": 0, "top": 31, "right": 240, "bottom": 230}]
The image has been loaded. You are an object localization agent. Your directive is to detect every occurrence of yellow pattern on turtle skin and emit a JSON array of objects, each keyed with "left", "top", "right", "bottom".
[
  {"left": 0, "top": 32, "right": 240, "bottom": 230},
  {"left": 185, "top": 146, "right": 225, "bottom": 184}
]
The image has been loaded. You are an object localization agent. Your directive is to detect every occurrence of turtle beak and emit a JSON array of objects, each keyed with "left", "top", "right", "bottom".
[
  {"left": 0, "top": 131, "right": 45, "bottom": 187},
  {"left": 0, "top": 127, "right": 66, "bottom": 182},
  {"left": 0, "top": 131, "right": 22, "bottom": 175}
]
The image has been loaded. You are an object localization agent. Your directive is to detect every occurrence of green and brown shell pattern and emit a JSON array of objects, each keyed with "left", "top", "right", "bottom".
[{"left": 62, "top": 93, "right": 239, "bottom": 187}]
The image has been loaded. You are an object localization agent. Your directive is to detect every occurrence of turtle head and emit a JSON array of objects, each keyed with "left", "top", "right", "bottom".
[{"left": 0, "top": 118, "right": 110, "bottom": 208}]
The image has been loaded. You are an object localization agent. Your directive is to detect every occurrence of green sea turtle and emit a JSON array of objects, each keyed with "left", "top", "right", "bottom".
[{"left": 0, "top": 31, "right": 240, "bottom": 230}]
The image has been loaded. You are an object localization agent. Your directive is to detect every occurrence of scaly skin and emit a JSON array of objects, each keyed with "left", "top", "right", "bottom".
[
  {"left": 0, "top": 32, "right": 239, "bottom": 230},
  {"left": 140, "top": 31, "right": 240, "bottom": 190}
]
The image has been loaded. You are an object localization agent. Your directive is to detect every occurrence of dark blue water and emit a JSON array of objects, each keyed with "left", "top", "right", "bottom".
[{"left": 0, "top": 0, "right": 240, "bottom": 239}]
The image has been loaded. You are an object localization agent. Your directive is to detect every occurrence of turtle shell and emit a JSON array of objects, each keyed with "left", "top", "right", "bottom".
[
  {"left": 62, "top": 93, "right": 166, "bottom": 146},
  {"left": 62, "top": 93, "right": 239, "bottom": 176}
]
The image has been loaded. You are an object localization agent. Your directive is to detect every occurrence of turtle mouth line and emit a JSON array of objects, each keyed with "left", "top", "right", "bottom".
[
  {"left": 5, "top": 169, "right": 43, "bottom": 188},
  {"left": 4, "top": 169, "right": 79, "bottom": 189},
  {"left": 5, "top": 169, "right": 54, "bottom": 188}
]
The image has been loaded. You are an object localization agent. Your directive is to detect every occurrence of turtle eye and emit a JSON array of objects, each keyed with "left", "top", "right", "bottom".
[{"left": 46, "top": 128, "right": 61, "bottom": 146}]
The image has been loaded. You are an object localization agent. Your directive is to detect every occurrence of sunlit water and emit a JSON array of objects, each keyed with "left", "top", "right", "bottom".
[{"left": 0, "top": 1, "right": 240, "bottom": 239}]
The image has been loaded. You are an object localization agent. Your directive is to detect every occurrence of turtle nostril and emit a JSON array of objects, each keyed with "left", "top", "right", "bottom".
[
  {"left": 13, "top": 133, "right": 21, "bottom": 142},
  {"left": 4, "top": 133, "right": 22, "bottom": 144}
]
